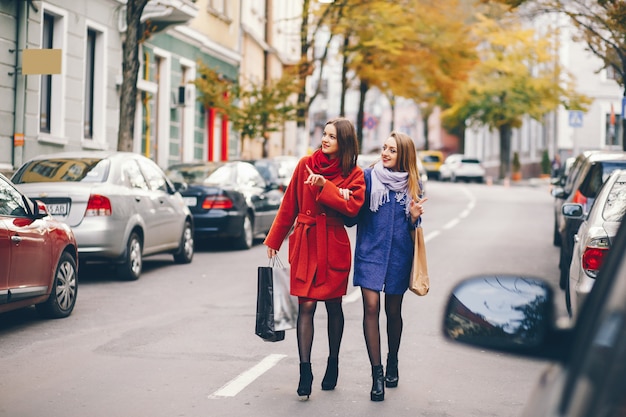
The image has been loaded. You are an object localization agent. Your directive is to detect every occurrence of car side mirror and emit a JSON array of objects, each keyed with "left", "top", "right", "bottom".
[
  {"left": 33, "top": 199, "right": 49, "bottom": 219},
  {"left": 443, "top": 275, "right": 564, "bottom": 359},
  {"left": 562, "top": 203, "right": 584, "bottom": 219}
]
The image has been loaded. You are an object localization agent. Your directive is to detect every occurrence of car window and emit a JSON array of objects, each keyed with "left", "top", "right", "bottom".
[
  {"left": 122, "top": 160, "right": 149, "bottom": 191},
  {"left": 564, "top": 154, "right": 588, "bottom": 194},
  {"left": 602, "top": 174, "right": 626, "bottom": 222},
  {"left": 12, "top": 158, "right": 109, "bottom": 183},
  {"left": 205, "top": 164, "right": 236, "bottom": 185},
  {"left": 461, "top": 158, "right": 480, "bottom": 164},
  {"left": 166, "top": 164, "right": 221, "bottom": 185},
  {"left": 137, "top": 158, "right": 169, "bottom": 192},
  {"left": 239, "top": 163, "right": 266, "bottom": 188},
  {"left": 0, "top": 177, "right": 28, "bottom": 217},
  {"left": 422, "top": 155, "right": 441, "bottom": 163}
]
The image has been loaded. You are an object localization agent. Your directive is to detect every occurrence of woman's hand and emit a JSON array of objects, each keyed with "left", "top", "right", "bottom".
[
  {"left": 409, "top": 197, "right": 428, "bottom": 222},
  {"left": 305, "top": 165, "right": 326, "bottom": 187},
  {"left": 338, "top": 188, "right": 352, "bottom": 201},
  {"left": 267, "top": 246, "right": 278, "bottom": 258}
]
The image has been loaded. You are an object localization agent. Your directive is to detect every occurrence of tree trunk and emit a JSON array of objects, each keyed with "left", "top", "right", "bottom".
[
  {"left": 389, "top": 96, "right": 395, "bottom": 132},
  {"left": 339, "top": 35, "right": 349, "bottom": 117},
  {"left": 117, "top": 0, "right": 149, "bottom": 152},
  {"left": 421, "top": 105, "right": 433, "bottom": 150},
  {"left": 499, "top": 124, "right": 512, "bottom": 180},
  {"left": 356, "top": 80, "right": 368, "bottom": 152}
]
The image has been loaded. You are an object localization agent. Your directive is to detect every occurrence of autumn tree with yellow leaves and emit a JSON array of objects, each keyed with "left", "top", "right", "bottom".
[{"left": 442, "top": 6, "right": 590, "bottom": 179}]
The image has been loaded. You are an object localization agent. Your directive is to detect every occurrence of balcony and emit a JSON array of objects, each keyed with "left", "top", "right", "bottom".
[{"left": 141, "top": 0, "right": 198, "bottom": 33}]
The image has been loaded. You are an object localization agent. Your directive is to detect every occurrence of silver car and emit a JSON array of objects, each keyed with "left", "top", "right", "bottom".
[
  {"left": 563, "top": 168, "right": 626, "bottom": 318},
  {"left": 11, "top": 151, "right": 194, "bottom": 280},
  {"left": 439, "top": 154, "right": 485, "bottom": 183}
]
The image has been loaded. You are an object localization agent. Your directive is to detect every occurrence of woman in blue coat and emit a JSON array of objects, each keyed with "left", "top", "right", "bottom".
[{"left": 351, "top": 131, "right": 427, "bottom": 401}]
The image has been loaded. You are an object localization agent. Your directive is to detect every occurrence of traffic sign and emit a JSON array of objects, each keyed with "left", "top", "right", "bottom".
[{"left": 569, "top": 110, "right": 583, "bottom": 128}]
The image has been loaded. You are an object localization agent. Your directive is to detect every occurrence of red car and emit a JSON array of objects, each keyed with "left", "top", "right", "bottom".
[{"left": 0, "top": 173, "right": 78, "bottom": 318}]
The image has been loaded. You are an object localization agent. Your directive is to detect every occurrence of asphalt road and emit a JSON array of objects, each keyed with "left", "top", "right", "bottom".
[{"left": 0, "top": 179, "right": 567, "bottom": 417}]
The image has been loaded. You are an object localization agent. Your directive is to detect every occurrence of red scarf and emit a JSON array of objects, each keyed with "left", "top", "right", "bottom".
[{"left": 310, "top": 149, "right": 342, "bottom": 181}]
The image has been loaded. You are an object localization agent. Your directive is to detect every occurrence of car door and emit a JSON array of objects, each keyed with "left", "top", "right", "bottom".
[
  {"left": 0, "top": 180, "right": 52, "bottom": 300},
  {"left": 551, "top": 225, "right": 626, "bottom": 417},
  {"left": 121, "top": 159, "right": 159, "bottom": 252},
  {"left": 136, "top": 157, "right": 182, "bottom": 251},
  {"left": 237, "top": 162, "right": 277, "bottom": 232}
]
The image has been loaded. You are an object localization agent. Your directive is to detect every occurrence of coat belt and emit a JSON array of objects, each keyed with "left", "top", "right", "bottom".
[{"left": 295, "top": 213, "right": 343, "bottom": 285}]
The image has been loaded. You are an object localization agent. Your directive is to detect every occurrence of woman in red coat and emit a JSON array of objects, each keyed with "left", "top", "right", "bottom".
[{"left": 265, "top": 117, "right": 365, "bottom": 399}]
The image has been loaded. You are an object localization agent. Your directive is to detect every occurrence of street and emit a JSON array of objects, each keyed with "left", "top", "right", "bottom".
[{"left": 0, "top": 179, "right": 565, "bottom": 417}]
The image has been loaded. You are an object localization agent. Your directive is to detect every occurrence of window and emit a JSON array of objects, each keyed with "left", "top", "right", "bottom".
[
  {"left": 83, "top": 23, "right": 106, "bottom": 145},
  {"left": 208, "top": 0, "right": 230, "bottom": 19},
  {"left": 607, "top": 66, "right": 618, "bottom": 81},
  {"left": 123, "top": 161, "right": 149, "bottom": 190},
  {"left": 84, "top": 29, "right": 96, "bottom": 139},
  {"left": 606, "top": 111, "right": 622, "bottom": 147},
  {"left": 137, "top": 158, "right": 169, "bottom": 192},
  {"left": 40, "top": 13, "right": 54, "bottom": 133}
]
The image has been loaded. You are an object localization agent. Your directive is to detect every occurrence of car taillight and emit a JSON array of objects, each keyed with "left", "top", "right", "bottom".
[
  {"left": 85, "top": 194, "right": 112, "bottom": 216},
  {"left": 572, "top": 190, "right": 587, "bottom": 205},
  {"left": 581, "top": 238, "right": 609, "bottom": 278},
  {"left": 202, "top": 195, "right": 233, "bottom": 209}
]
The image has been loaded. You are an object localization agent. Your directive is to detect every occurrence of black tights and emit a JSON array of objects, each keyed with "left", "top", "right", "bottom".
[
  {"left": 362, "top": 288, "right": 404, "bottom": 366},
  {"left": 297, "top": 300, "right": 344, "bottom": 363}
]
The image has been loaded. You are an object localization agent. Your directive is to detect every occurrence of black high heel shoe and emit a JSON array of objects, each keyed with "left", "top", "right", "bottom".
[
  {"left": 321, "top": 356, "right": 338, "bottom": 390},
  {"left": 297, "top": 362, "right": 313, "bottom": 399},
  {"left": 370, "top": 364, "right": 385, "bottom": 401},
  {"left": 385, "top": 354, "right": 399, "bottom": 388}
]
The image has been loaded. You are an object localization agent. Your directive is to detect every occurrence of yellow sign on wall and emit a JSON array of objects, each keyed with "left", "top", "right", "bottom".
[{"left": 22, "top": 49, "right": 62, "bottom": 75}]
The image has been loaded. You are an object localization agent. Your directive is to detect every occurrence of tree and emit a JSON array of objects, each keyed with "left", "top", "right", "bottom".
[
  {"left": 117, "top": 0, "right": 150, "bottom": 152},
  {"left": 489, "top": 0, "right": 626, "bottom": 150},
  {"left": 194, "top": 63, "right": 300, "bottom": 157},
  {"left": 442, "top": 8, "right": 590, "bottom": 179}
]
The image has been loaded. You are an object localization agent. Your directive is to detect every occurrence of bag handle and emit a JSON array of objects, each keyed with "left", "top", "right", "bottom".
[{"left": 269, "top": 256, "right": 285, "bottom": 268}]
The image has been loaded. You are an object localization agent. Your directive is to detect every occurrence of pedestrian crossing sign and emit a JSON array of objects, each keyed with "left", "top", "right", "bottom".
[{"left": 569, "top": 110, "right": 583, "bottom": 128}]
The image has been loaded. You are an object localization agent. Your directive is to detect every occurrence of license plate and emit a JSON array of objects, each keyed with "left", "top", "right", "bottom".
[
  {"left": 183, "top": 197, "right": 197, "bottom": 207},
  {"left": 46, "top": 203, "right": 69, "bottom": 216}
]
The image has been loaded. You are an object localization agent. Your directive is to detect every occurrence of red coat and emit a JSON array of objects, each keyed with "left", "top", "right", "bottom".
[{"left": 264, "top": 155, "right": 365, "bottom": 300}]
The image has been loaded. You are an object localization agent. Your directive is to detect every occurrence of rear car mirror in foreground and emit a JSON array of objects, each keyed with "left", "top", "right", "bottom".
[{"left": 443, "top": 275, "right": 572, "bottom": 361}]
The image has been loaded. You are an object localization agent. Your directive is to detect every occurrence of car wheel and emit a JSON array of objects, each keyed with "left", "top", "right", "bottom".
[
  {"left": 234, "top": 214, "right": 253, "bottom": 250},
  {"left": 118, "top": 232, "right": 142, "bottom": 280},
  {"left": 173, "top": 221, "right": 194, "bottom": 264},
  {"left": 553, "top": 221, "right": 562, "bottom": 247},
  {"left": 36, "top": 252, "right": 78, "bottom": 319},
  {"left": 565, "top": 276, "right": 573, "bottom": 318}
]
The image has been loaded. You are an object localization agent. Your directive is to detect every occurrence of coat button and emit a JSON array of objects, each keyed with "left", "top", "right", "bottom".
[{"left": 306, "top": 210, "right": 311, "bottom": 215}]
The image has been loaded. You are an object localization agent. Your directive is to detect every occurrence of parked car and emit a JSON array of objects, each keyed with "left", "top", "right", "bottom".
[
  {"left": 0, "top": 173, "right": 78, "bottom": 318},
  {"left": 552, "top": 150, "right": 626, "bottom": 289},
  {"left": 357, "top": 153, "right": 429, "bottom": 192},
  {"left": 241, "top": 158, "right": 288, "bottom": 192},
  {"left": 271, "top": 155, "right": 299, "bottom": 190},
  {"left": 551, "top": 156, "right": 577, "bottom": 246},
  {"left": 442, "top": 217, "right": 626, "bottom": 417},
  {"left": 11, "top": 151, "right": 194, "bottom": 281},
  {"left": 418, "top": 150, "right": 444, "bottom": 180},
  {"left": 165, "top": 161, "right": 283, "bottom": 249},
  {"left": 562, "top": 169, "right": 626, "bottom": 318},
  {"left": 439, "top": 154, "right": 485, "bottom": 183}
]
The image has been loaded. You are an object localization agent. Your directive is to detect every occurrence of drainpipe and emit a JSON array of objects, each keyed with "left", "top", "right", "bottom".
[{"left": 12, "top": 0, "right": 29, "bottom": 170}]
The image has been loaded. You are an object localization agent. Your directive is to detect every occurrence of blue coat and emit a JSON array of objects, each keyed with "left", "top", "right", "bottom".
[{"left": 351, "top": 168, "right": 420, "bottom": 294}]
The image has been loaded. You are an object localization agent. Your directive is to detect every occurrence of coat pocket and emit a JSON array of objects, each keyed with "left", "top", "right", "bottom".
[{"left": 327, "top": 228, "right": 351, "bottom": 272}]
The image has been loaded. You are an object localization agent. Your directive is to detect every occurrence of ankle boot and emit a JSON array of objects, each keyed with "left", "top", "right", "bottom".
[
  {"left": 385, "top": 354, "right": 399, "bottom": 388},
  {"left": 370, "top": 364, "right": 385, "bottom": 401},
  {"left": 297, "top": 362, "right": 313, "bottom": 399},
  {"left": 321, "top": 356, "right": 339, "bottom": 390}
]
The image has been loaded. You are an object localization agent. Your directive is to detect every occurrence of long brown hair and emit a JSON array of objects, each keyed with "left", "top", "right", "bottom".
[
  {"left": 325, "top": 117, "right": 359, "bottom": 177},
  {"left": 389, "top": 131, "right": 422, "bottom": 200}
]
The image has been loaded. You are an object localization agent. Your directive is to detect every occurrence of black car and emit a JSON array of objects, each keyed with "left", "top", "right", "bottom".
[
  {"left": 442, "top": 217, "right": 626, "bottom": 417},
  {"left": 552, "top": 150, "right": 626, "bottom": 289},
  {"left": 166, "top": 161, "right": 283, "bottom": 249}
]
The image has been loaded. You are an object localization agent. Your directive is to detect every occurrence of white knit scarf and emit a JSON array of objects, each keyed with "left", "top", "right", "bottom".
[{"left": 369, "top": 161, "right": 410, "bottom": 217}]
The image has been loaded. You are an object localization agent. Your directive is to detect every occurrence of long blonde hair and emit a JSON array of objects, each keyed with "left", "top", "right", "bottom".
[{"left": 389, "top": 131, "right": 422, "bottom": 200}]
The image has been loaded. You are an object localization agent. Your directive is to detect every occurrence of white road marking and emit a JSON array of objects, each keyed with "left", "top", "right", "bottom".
[
  {"left": 443, "top": 218, "right": 460, "bottom": 229},
  {"left": 209, "top": 354, "right": 287, "bottom": 398}
]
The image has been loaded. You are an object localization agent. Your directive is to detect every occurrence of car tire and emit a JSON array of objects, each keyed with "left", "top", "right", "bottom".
[
  {"left": 173, "top": 221, "right": 194, "bottom": 264},
  {"left": 553, "top": 221, "right": 562, "bottom": 247},
  {"left": 118, "top": 232, "right": 142, "bottom": 281},
  {"left": 234, "top": 214, "right": 253, "bottom": 250},
  {"left": 565, "top": 275, "right": 573, "bottom": 318},
  {"left": 36, "top": 252, "right": 78, "bottom": 319}
]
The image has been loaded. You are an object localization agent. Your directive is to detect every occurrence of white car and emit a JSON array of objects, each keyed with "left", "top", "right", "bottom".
[
  {"left": 439, "top": 154, "right": 485, "bottom": 183},
  {"left": 564, "top": 168, "right": 626, "bottom": 319}
]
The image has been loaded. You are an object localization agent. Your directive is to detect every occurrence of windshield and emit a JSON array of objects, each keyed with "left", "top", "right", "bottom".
[
  {"left": 12, "top": 158, "right": 109, "bottom": 183},
  {"left": 166, "top": 164, "right": 222, "bottom": 185}
]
